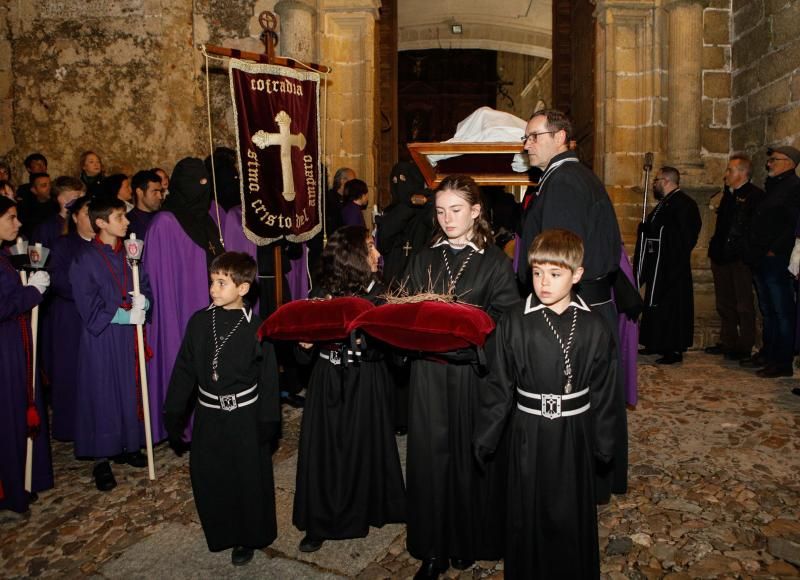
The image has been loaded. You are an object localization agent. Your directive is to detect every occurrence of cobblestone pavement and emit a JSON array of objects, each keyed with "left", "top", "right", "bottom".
[{"left": 2, "top": 352, "right": 799, "bottom": 579}]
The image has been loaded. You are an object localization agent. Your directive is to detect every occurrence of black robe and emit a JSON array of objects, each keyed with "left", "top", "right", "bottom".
[
  {"left": 164, "top": 306, "right": 280, "bottom": 552},
  {"left": 635, "top": 189, "right": 702, "bottom": 353},
  {"left": 405, "top": 242, "right": 520, "bottom": 561},
  {"left": 519, "top": 150, "right": 628, "bottom": 501},
  {"left": 475, "top": 294, "right": 618, "bottom": 579},
  {"left": 293, "top": 283, "right": 406, "bottom": 540}
]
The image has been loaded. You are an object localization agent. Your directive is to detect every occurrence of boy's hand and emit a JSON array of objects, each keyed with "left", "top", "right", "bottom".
[
  {"left": 27, "top": 270, "right": 50, "bottom": 294},
  {"left": 129, "top": 308, "right": 146, "bottom": 325},
  {"left": 298, "top": 342, "right": 313, "bottom": 350},
  {"left": 129, "top": 292, "right": 147, "bottom": 311}
]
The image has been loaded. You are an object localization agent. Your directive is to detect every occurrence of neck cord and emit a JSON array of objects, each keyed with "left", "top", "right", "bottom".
[{"left": 541, "top": 305, "right": 578, "bottom": 394}]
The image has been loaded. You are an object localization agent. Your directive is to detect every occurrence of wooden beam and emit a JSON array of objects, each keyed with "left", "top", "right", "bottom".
[{"left": 204, "top": 44, "right": 331, "bottom": 74}]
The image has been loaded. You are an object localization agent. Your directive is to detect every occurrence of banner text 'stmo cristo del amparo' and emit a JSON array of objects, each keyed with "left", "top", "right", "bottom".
[{"left": 229, "top": 59, "right": 321, "bottom": 244}]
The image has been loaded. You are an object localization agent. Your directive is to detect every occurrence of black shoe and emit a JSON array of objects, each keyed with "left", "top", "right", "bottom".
[
  {"left": 756, "top": 365, "right": 793, "bottom": 378},
  {"left": 414, "top": 557, "right": 449, "bottom": 580},
  {"left": 394, "top": 425, "right": 408, "bottom": 436},
  {"left": 740, "top": 352, "right": 767, "bottom": 368},
  {"left": 704, "top": 344, "right": 728, "bottom": 355},
  {"left": 298, "top": 535, "right": 324, "bottom": 553},
  {"left": 114, "top": 451, "right": 147, "bottom": 468},
  {"left": 231, "top": 546, "right": 254, "bottom": 566},
  {"left": 93, "top": 461, "right": 117, "bottom": 492},
  {"left": 450, "top": 558, "right": 475, "bottom": 570},
  {"left": 281, "top": 393, "right": 306, "bottom": 409},
  {"left": 655, "top": 352, "right": 683, "bottom": 364},
  {"left": 27, "top": 491, "right": 39, "bottom": 503},
  {"left": 724, "top": 350, "right": 750, "bottom": 361},
  {"left": 638, "top": 347, "right": 656, "bottom": 355}
]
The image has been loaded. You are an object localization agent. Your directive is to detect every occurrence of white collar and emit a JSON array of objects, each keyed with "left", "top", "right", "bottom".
[
  {"left": 366, "top": 279, "right": 376, "bottom": 293},
  {"left": 431, "top": 237, "right": 485, "bottom": 254},
  {"left": 207, "top": 304, "right": 253, "bottom": 322},
  {"left": 523, "top": 293, "right": 590, "bottom": 315}
]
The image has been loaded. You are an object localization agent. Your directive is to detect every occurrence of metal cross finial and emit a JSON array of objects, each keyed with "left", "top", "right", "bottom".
[{"left": 259, "top": 11, "right": 279, "bottom": 57}]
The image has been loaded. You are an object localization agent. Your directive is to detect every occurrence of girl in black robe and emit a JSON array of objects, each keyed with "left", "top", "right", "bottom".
[
  {"left": 404, "top": 175, "right": 520, "bottom": 578},
  {"left": 293, "top": 226, "right": 406, "bottom": 552}
]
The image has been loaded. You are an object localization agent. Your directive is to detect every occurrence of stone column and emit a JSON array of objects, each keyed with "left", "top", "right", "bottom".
[
  {"left": 274, "top": 0, "right": 316, "bottom": 63},
  {"left": 318, "top": 0, "right": 381, "bottom": 197},
  {"left": 666, "top": 1, "right": 704, "bottom": 169}
]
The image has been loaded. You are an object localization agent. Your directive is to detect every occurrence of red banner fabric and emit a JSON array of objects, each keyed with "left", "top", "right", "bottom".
[{"left": 229, "top": 60, "right": 322, "bottom": 244}]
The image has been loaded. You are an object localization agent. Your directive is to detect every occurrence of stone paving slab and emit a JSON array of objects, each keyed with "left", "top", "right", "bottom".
[
  {"left": 2, "top": 352, "right": 800, "bottom": 579},
  {"left": 98, "top": 522, "right": 345, "bottom": 579}
]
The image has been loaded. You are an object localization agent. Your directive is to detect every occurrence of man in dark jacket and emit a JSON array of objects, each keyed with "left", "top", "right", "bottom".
[
  {"left": 741, "top": 146, "right": 800, "bottom": 378},
  {"left": 706, "top": 155, "right": 764, "bottom": 360}
]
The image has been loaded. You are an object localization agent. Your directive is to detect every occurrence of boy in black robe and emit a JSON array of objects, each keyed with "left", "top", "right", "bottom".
[
  {"left": 164, "top": 252, "right": 281, "bottom": 566},
  {"left": 475, "top": 229, "right": 619, "bottom": 579}
]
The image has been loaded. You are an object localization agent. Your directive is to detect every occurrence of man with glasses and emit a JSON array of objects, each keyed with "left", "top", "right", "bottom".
[
  {"left": 741, "top": 146, "right": 800, "bottom": 378},
  {"left": 635, "top": 167, "right": 702, "bottom": 365},
  {"left": 518, "top": 109, "right": 627, "bottom": 504}
]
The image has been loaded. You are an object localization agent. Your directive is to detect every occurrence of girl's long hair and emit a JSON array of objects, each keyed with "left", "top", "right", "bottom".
[
  {"left": 319, "top": 225, "right": 374, "bottom": 296},
  {"left": 429, "top": 174, "right": 492, "bottom": 250}
]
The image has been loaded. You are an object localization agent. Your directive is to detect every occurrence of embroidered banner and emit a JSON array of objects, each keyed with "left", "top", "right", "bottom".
[{"left": 229, "top": 59, "right": 321, "bottom": 244}]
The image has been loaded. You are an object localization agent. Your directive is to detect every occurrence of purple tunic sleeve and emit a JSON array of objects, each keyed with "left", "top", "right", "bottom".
[
  {"left": 0, "top": 258, "right": 43, "bottom": 321},
  {"left": 69, "top": 248, "right": 118, "bottom": 337}
]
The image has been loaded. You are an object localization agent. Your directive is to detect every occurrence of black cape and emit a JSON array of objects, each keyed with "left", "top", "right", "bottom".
[
  {"left": 293, "top": 282, "right": 406, "bottom": 539},
  {"left": 635, "top": 189, "right": 702, "bottom": 353},
  {"left": 164, "top": 306, "right": 280, "bottom": 552},
  {"left": 405, "top": 242, "right": 520, "bottom": 561},
  {"left": 475, "top": 294, "right": 618, "bottom": 579}
]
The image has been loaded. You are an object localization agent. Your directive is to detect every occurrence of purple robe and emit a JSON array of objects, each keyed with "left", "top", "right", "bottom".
[
  {"left": 0, "top": 253, "right": 54, "bottom": 513},
  {"left": 144, "top": 212, "right": 209, "bottom": 442},
  {"left": 341, "top": 201, "right": 366, "bottom": 228},
  {"left": 45, "top": 233, "right": 90, "bottom": 441},
  {"left": 31, "top": 213, "right": 66, "bottom": 249},
  {"left": 126, "top": 207, "right": 157, "bottom": 241},
  {"left": 70, "top": 240, "right": 151, "bottom": 458},
  {"left": 617, "top": 247, "right": 639, "bottom": 407},
  {"left": 223, "top": 205, "right": 309, "bottom": 301},
  {"left": 222, "top": 205, "right": 256, "bottom": 261},
  {"left": 209, "top": 200, "right": 227, "bottom": 232}
]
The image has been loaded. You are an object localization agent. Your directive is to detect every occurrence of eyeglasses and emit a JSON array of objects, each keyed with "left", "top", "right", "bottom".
[
  {"left": 767, "top": 156, "right": 790, "bottom": 164},
  {"left": 521, "top": 131, "right": 556, "bottom": 143}
]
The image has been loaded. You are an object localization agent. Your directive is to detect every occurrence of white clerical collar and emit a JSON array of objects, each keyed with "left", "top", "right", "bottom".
[
  {"left": 431, "top": 237, "right": 485, "bottom": 254},
  {"left": 366, "top": 279, "right": 376, "bottom": 293},
  {"left": 524, "top": 292, "right": 590, "bottom": 315},
  {"left": 207, "top": 304, "right": 253, "bottom": 322}
]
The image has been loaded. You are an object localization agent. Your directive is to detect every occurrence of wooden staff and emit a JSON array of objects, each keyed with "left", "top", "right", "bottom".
[
  {"left": 125, "top": 235, "right": 156, "bottom": 480},
  {"left": 21, "top": 266, "right": 37, "bottom": 492}
]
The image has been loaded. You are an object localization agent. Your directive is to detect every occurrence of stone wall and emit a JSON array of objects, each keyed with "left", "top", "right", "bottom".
[
  {"left": 731, "top": 0, "right": 800, "bottom": 184},
  {"left": 5, "top": 0, "right": 206, "bottom": 182},
  {"left": 595, "top": 0, "right": 735, "bottom": 347}
]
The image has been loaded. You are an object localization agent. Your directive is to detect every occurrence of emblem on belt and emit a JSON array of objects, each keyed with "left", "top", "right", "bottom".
[
  {"left": 541, "top": 394, "right": 562, "bottom": 420},
  {"left": 329, "top": 350, "right": 341, "bottom": 365},
  {"left": 219, "top": 394, "right": 238, "bottom": 411}
]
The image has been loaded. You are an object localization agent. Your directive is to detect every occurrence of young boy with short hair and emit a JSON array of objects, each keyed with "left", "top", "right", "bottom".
[
  {"left": 164, "top": 251, "right": 280, "bottom": 567},
  {"left": 69, "top": 195, "right": 152, "bottom": 491},
  {"left": 475, "top": 229, "right": 620, "bottom": 579}
]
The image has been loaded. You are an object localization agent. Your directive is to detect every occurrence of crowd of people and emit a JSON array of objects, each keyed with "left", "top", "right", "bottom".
[{"left": 1, "top": 108, "right": 798, "bottom": 579}]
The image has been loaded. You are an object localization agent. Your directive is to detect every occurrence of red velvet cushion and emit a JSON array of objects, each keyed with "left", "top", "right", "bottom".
[
  {"left": 258, "top": 297, "right": 375, "bottom": 342},
  {"left": 349, "top": 301, "right": 495, "bottom": 352}
]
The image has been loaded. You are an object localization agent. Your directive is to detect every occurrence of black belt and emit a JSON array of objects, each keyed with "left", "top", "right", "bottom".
[
  {"left": 577, "top": 274, "right": 612, "bottom": 305},
  {"left": 198, "top": 384, "right": 258, "bottom": 412},
  {"left": 516, "top": 386, "right": 590, "bottom": 419}
]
